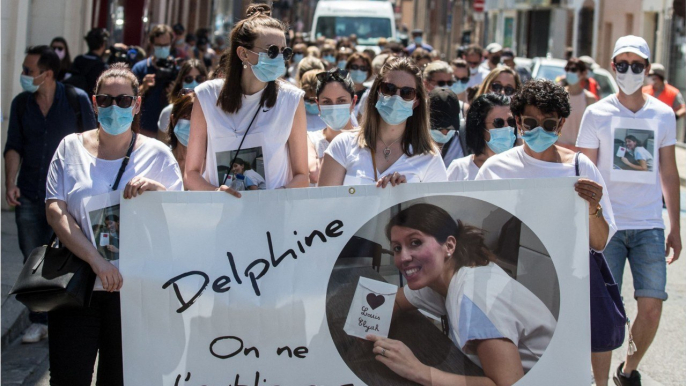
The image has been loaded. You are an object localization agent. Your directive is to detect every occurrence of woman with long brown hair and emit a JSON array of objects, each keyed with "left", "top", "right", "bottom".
[
  {"left": 473, "top": 66, "right": 522, "bottom": 100},
  {"left": 166, "top": 92, "right": 196, "bottom": 175},
  {"left": 157, "top": 59, "right": 207, "bottom": 135},
  {"left": 184, "top": 4, "right": 308, "bottom": 196}
]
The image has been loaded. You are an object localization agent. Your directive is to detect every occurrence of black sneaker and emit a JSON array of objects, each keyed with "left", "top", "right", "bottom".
[{"left": 613, "top": 362, "right": 641, "bottom": 386}]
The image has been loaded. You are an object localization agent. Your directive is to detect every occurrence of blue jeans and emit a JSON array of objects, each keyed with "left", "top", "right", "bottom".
[
  {"left": 15, "top": 195, "right": 53, "bottom": 324},
  {"left": 603, "top": 229, "right": 667, "bottom": 300}
]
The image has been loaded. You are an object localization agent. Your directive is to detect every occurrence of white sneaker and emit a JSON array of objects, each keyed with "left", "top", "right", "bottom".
[{"left": 21, "top": 323, "right": 48, "bottom": 343}]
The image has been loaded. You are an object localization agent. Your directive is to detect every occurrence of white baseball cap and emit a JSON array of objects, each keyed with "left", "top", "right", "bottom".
[
  {"left": 486, "top": 43, "right": 503, "bottom": 53},
  {"left": 612, "top": 35, "right": 650, "bottom": 60}
]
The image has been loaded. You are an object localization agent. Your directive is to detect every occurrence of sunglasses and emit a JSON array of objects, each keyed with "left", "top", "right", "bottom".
[
  {"left": 95, "top": 94, "right": 136, "bottom": 108},
  {"left": 430, "top": 79, "right": 455, "bottom": 87},
  {"left": 467, "top": 61, "right": 480, "bottom": 67},
  {"left": 614, "top": 61, "right": 646, "bottom": 74},
  {"left": 316, "top": 68, "right": 350, "bottom": 82},
  {"left": 348, "top": 64, "right": 369, "bottom": 72},
  {"left": 455, "top": 77, "right": 470, "bottom": 84},
  {"left": 52, "top": 46, "right": 65, "bottom": 52},
  {"left": 183, "top": 75, "right": 206, "bottom": 84},
  {"left": 178, "top": 88, "right": 195, "bottom": 97},
  {"left": 379, "top": 82, "right": 417, "bottom": 101},
  {"left": 490, "top": 83, "right": 516, "bottom": 96},
  {"left": 249, "top": 45, "right": 293, "bottom": 61},
  {"left": 564, "top": 66, "right": 578, "bottom": 73},
  {"left": 520, "top": 116, "right": 561, "bottom": 132},
  {"left": 491, "top": 117, "right": 517, "bottom": 129}
]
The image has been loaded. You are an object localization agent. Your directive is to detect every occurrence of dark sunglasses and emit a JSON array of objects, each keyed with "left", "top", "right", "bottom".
[
  {"left": 491, "top": 117, "right": 517, "bottom": 129},
  {"left": 431, "top": 79, "right": 455, "bottom": 87},
  {"left": 348, "top": 64, "right": 369, "bottom": 72},
  {"left": 250, "top": 45, "right": 293, "bottom": 61},
  {"left": 316, "top": 68, "right": 350, "bottom": 83},
  {"left": 521, "top": 116, "right": 561, "bottom": 132},
  {"left": 95, "top": 94, "right": 136, "bottom": 108},
  {"left": 490, "top": 83, "right": 516, "bottom": 96},
  {"left": 467, "top": 61, "right": 480, "bottom": 67},
  {"left": 614, "top": 61, "right": 646, "bottom": 74},
  {"left": 178, "top": 88, "right": 195, "bottom": 97},
  {"left": 564, "top": 66, "right": 578, "bottom": 73},
  {"left": 379, "top": 82, "right": 417, "bottom": 101},
  {"left": 456, "top": 77, "right": 470, "bottom": 84},
  {"left": 183, "top": 75, "right": 206, "bottom": 84}
]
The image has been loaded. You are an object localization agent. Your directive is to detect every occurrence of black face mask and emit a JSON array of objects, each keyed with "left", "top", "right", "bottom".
[{"left": 490, "top": 55, "right": 501, "bottom": 65}]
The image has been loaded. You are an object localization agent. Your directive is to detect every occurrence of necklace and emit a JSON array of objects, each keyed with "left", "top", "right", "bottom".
[{"left": 379, "top": 135, "right": 402, "bottom": 160}]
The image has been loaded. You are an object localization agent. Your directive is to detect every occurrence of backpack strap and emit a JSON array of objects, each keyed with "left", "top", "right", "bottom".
[{"left": 63, "top": 85, "right": 84, "bottom": 133}]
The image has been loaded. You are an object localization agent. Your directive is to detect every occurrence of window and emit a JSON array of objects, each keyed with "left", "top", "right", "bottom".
[{"left": 315, "top": 17, "right": 392, "bottom": 45}]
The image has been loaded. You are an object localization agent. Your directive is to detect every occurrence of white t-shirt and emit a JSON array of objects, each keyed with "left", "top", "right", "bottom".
[
  {"left": 447, "top": 155, "right": 479, "bottom": 181},
  {"left": 475, "top": 146, "right": 617, "bottom": 249},
  {"left": 576, "top": 94, "right": 676, "bottom": 230},
  {"left": 325, "top": 131, "right": 448, "bottom": 185},
  {"left": 195, "top": 79, "right": 304, "bottom": 189},
  {"left": 404, "top": 263, "right": 557, "bottom": 373},
  {"left": 307, "top": 113, "right": 326, "bottom": 132},
  {"left": 308, "top": 129, "right": 329, "bottom": 159},
  {"left": 244, "top": 169, "right": 266, "bottom": 190},
  {"left": 45, "top": 133, "right": 183, "bottom": 290},
  {"left": 158, "top": 104, "right": 173, "bottom": 133}
]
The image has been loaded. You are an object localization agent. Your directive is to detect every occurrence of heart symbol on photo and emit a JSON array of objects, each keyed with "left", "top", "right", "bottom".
[{"left": 366, "top": 293, "right": 385, "bottom": 310}]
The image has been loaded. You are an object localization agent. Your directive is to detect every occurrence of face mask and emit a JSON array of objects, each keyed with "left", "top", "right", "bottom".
[
  {"left": 489, "top": 55, "right": 501, "bottom": 65},
  {"left": 319, "top": 104, "right": 351, "bottom": 131},
  {"left": 431, "top": 129, "right": 455, "bottom": 144},
  {"left": 20, "top": 74, "right": 43, "bottom": 93},
  {"left": 375, "top": 94, "right": 415, "bottom": 125},
  {"left": 414, "top": 37, "right": 423, "bottom": 45},
  {"left": 351, "top": 69, "right": 368, "bottom": 84},
  {"left": 98, "top": 105, "right": 135, "bottom": 136},
  {"left": 522, "top": 127, "right": 559, "bottom": 153},
  {"left": 182, "top": 80, "right": 199, "bottom": 90},
  {"left": 450, "top": 81, "right": 468, "bottom": 95},
  {"left": 305, "top": 101, "right": 319, "bottom": 115},
  {"left": 176, "top": 38, "right": 185, "bottom": 45},
  {"left": 485, "top": 127, "right": 516, "bottom": 154},
  {"left": 337, "top": 60, "right": 348, "bottom": 70},
  {"left": 616, "top": 72, "right": 644, "bottom": 95},
  {"left": 249, "top": 52, "right": 286, "bottom": 83},
  {"left": 469, "top": 66, "right": 478, "bottom": 76},
  {"left": 174, "top": 119, "right": 191, "bottom": 146},
  {"left": 54, "top": 48, "right": 66, "bottom": 60},
  {"left": 292, "top": 53, "right": 304, "bottom": 64},
  {"left": 566, "top": 72, "right": 580, "bottom": 85},
  {"left": 154, "top": 45, "right": 171, "bottom": 59},
  {"left": 324, "top": 55, "right": 336, "bottom": 63}
]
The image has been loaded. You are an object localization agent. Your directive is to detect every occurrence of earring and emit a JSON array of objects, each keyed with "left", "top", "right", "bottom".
[{"left": 243, "top": 62, "right": 248, "bottom": 69}]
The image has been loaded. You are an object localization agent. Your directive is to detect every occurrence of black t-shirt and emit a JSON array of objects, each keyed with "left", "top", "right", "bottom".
[{"left": 69, "top": 52, "right": 108, "bottom": 96}]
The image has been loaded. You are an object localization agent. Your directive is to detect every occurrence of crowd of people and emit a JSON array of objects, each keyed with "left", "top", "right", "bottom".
[{"left": 3, "top": 4, "right": 683, "bottom": 385}]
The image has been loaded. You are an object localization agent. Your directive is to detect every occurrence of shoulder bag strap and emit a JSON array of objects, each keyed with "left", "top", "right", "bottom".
[
  {"left": 221, "top": 104, "right": 261, "bottom": 186},
  {"left": 574, "top": 151, "right": 580, "bottom": 177},
  {"left": 112, "top": 132, "right": 137, "bottom": 190}
]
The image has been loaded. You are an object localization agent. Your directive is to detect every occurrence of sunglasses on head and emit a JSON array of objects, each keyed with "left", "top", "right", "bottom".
[
  {"left": 491, "top": 117, "right": 517, "bottom": 129},
  {"left": 379, "top": 82, "right": 417, "bottom": 101},
  {"left": 490, "top": 83, "right": 516, "bottom": 96},
  {"left": 249, "top": 45, "right": 293, "bottom": 61},
  {"left": 348, "top": 64, "right": 369, "bottom": 72},
  {"left": 431, "top": 79, "right": 455, "bottom": 87},
  {"left": 183, "top": 75, "right": 206, "bottom": 84},
  {"left": 95, "top": 94, "right": 136, "bottom": 108},
  {"left": 614, "top": 61, "right": 646, "bottom": 74},
  {"left": 455, "top": 77, "right": 470, "bottom": 84},
  {"left": 520, "top": 116, "right": 561, "bottom": 132},
  {"left": 564, "top": 66, "right": 578, "bottom": 73},
  {"left": 316, "top": 68, "right": 350, "bottom": 83}
]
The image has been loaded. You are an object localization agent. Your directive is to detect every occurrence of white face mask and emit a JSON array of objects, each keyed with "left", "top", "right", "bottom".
[
  {"left": 469, "top": 66, "right": 478, "bottom": 76},
  {"left": 616, "top": 72, "right": 645, "bottom": 95}
]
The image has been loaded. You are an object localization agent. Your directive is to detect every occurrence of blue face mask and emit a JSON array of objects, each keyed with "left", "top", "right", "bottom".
[
  {"left": 375, "top": 94, "right": 415, "bottom": 125},
  {"left": 98, "top": 105, "right": 135, "bottom": 136},
  {"left": 337, "top": 60, "right": 347, "bottom": 70},
  {"left": 566, "top": 71, "right": 580, "bottom": 85},
  {"left": 414, "top": 37, "right": 423, "bottom": 45},
  {"left": 350, "top": 69, "right": 368, "bottom": 84},
  {"left": 249, "top": 52, "right": 286, "bottom": 83},
  {"left": 485, "top": 127, "right": 516, "bottom": 154},
  {"left": 305, "top": 101, "right": 319, "bottom": 115},
  {"left": 323, "top": 55, "right": 336, "bottom": 63},
  {"left": 154, "top": 45, "right": 171, "bottom": 59},
  {"left": 20, "top": 74, "right": 42, "bottom": 93},
  {"left": 450, "top": 81, "right": 468, "bottom": 95},
  {"left": 431, "top": 129, "right": 455, "bottom": 144},
  {"left": 319, "top": 104, "right": 351, "bottom": 131},
  {"left": 174, "top": 119, "right": 191, "bottom": 146},
  {"left": 522, "top": 126, "right": 559, "bottom": 153},
  {"left": 182, "top": 81, "right": 199, "bottom": 90},
  {"left": 292, "top": 53, "right": 304, "bottom": 64}
]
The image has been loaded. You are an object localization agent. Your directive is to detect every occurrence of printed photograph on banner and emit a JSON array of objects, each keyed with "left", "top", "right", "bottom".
[
  {"left": 326, "top": 195, "right": 559, "bottom": 385},
  {"left": 613, "top": 128, "right": 655, "bottom": 172},
  {"left": 216, "top": 145, "right": 267, "bottom": 190},
  {"left": 83, "top": 191, "right": 122, "bottom": 262}
]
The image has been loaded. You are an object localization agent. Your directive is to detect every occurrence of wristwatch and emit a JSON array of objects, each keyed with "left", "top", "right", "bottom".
[{"left": 591, "top": 205, "right": 603, "bottom": 218}]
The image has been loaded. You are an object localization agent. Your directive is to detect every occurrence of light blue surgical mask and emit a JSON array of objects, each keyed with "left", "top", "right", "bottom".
[
  {"left": 337, "top": 60, "right": 347, "bottom": 70},
  {"left": 249, "top": 52, "right": 286, "bottom": 83},
  {"left": 305, "top": 101, "right": 319, "bottom": 115},
  {"left": 350, "top": 69, "right": 368, "bottom": 84},
  {"left": 98, "top": 105, "right": 134, "bottom": 136},
  {"left": 566, "top": 71, "right": 580, "bottom": 85},
  {"left": 375, "top": 94, "right": 415, "bottom": 125},
  {"left": 292, "top": 53, "right": 304, "bottom": 64},
  {"left": 450, "top": 81, "right": 468, "bottom": 95},
  {"left": 20, "top": 74, "right": 42, "bottom": 93},
  {"left": 182, "top": 81, "right": 199, "bottom": 90},
  {"left": 485, "top": 127, "right": 516, "bottom": 154},
  {"left": 431, "top": 129, "right": 455, "bottom": 144},
  {"left": 522, "top": 126, "right": 559, "bottom": 153},
  {"left": 414, "top": 37, "right": 423, "bottom": 45},
  {"left": 174, "top": 119, "right": 191, "bottom": 146},
  {"left": 154, "top": 45, "right": 171, "bottom": 59},
  {"left": 324, "top": 55, "right": 336, "bottom": 63},
  {"left": 319, "top": 104, "right": 351, "bottom": 131}
]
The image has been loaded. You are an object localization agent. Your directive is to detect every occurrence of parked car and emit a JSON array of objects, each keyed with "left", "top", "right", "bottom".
[{"left": 531, "top": 57, "right": 618, "bottom": 99}]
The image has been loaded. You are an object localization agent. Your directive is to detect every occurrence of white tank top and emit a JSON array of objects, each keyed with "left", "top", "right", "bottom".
[
  {"left": 195, "top": 79, "right": 304, "bottom": 189},
  {"left": 559, "top": 91, "right": 587, "bottom": 146}
]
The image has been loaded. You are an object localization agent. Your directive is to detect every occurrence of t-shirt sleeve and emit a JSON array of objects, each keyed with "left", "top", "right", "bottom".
[
  {"left": 658, "top": 109, "right": 677, "bottom": 148},
  {"left": 152, "top": 146, "right": 184, "bottom": 191},
  {"left": 576, "top": 108, "right": 600, "bottom": 149},
  {"left": 158, "top": 105, "right": 172, "bottom": 133},
  {"left": 324, "top": 133, "right": 351, "bottom": 168},
  {"left": 421, "top": 153, "right": 448, "bottom": 182},
  {"left": 403, "top": 286, "right": 446, "bottom": 317},
  {"left": 4, "top": 95, "right": 24, "bottom": 156},
  {"left": 77, "top": 90, "right": 97, "bottom": 131},
  {"left": 579, "top": 154, "right": 617, "bottom": 250},
  {"left": 46, "top": 139, "right": 67, "bottom": 202},
  {"left": 474, "top": 162, "right": 495, "bottom": 180},
  {"left": 674, "top": 91, "right": 685, "bottom": 110}
]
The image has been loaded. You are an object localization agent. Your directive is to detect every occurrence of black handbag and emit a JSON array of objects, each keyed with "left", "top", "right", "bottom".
[{"left": 9, "top": 132, "right": 137, "bottom": 312}]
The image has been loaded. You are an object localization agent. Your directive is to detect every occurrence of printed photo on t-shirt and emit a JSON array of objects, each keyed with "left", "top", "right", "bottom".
[
  {"left": 610, "top": 118, "right": 657, "bottom": 185},
  {"left": 216, "top": 146, "right": 267, "bottom": 190},
  {"left": 88, "top": 204, "right": 121, "bottom": 261}
]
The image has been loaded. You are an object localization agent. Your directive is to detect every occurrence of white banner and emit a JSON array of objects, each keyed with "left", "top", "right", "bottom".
[{"left": 120, "top": 179, "right": 590, "bottom": 385}]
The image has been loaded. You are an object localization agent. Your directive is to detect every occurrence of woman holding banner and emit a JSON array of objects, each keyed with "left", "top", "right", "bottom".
[
  {"left": 184, "top": 4, "right": 308, "bottom": 196},
  {"left": 45, "top": 63, "right": 183, "bottom": 385},
  {"left": 318, "top": 57, "right": 447, "bottom": 187},
  {"left": 369, "top": 203, "right": 556, "bottom": 385}
]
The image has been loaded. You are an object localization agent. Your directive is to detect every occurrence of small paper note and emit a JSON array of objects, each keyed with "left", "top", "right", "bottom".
[{"left": 343, "top": 277, "right": 398, "bottom": 340}]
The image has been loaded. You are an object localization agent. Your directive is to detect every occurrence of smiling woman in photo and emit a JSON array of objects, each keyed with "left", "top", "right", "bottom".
[{"left": 368, "top": 203, "right": 556, "bottom": 386}]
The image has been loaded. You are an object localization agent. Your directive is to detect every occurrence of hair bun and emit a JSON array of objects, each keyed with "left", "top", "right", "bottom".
[{"left": 245, "top": 4, "right": 272, "bottom": 18}]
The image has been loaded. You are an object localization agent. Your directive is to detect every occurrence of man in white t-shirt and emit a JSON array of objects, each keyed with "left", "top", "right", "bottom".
[{"left": 576, "top": 35, "right": 681, "bottom": 386}]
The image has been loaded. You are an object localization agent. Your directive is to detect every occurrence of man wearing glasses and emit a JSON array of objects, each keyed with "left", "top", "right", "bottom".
[
  {"left": 577, "top": 35, "right": 681, "bottom": 386},
  {"left": 3, "top": 45, "right": 96, "bottom": 343}
]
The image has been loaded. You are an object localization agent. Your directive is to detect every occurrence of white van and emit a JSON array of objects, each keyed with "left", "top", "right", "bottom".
[{"left": 310, "top": 0, "right": 396, "bottom": 52}]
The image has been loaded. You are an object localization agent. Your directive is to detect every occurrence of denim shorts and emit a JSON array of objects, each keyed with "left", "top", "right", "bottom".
[{"left": 603, "top": 228, "right": 667, "bottom": 300}]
